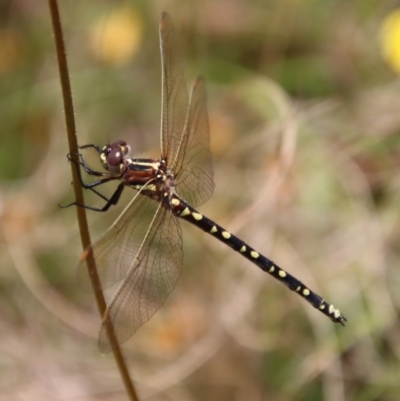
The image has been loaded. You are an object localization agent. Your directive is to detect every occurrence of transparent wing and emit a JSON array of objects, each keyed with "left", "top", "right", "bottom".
[
  {"left": 173, "top": 76, "right": 214, "bottom": 207},
  {"left": 77, "top": 188, "right": 162, "bottom": 291},
  {"left": 159, "top": 12, "right": 189, "bottom": 162},
  {"left": 98, "top": 203, "right": 183, "bottom": 353}
]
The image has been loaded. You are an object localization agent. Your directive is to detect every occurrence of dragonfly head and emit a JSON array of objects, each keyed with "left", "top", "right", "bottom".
[{"left": 100, "top": 140, "right": 131, "bottom": 175}]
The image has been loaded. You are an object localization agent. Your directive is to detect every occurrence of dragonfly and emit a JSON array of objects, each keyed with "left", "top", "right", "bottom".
[{"left": 68, "top": 12, "right": 346, "bottom": 354}]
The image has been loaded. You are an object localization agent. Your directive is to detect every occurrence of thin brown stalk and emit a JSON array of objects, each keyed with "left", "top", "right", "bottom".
[{"left": 48, "top": 1, "right": 139, "bottom": 399}]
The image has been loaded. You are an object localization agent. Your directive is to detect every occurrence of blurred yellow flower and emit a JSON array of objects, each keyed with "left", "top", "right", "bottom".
[
  {"left": 381, "top": 9, "right": 400, "bottom": 74},
  {"left": 0, "top": 28, "right": 23, "bottom": 74},
  {"left": 89, "top": 6, "right": 143, "bottom": 66}
]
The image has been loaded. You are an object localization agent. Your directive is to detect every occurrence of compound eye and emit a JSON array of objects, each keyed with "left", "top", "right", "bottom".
[
  {"left": 112, "top": 139, "right": 127, "bottom": 148},
  {"left": 107, "top": 147, "right": 123, "bottom": 167}
]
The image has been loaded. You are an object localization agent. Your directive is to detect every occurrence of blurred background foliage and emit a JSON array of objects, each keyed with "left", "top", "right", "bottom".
[{"left": 1, "top": 0, "right": 400, "bottom": 400}]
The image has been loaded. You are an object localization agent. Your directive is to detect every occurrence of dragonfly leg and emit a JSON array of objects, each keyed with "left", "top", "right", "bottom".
[
  {"left": 60, "top": 182, "right": 126, "bottom": 212},
  {"left": 67, "top": 153, "right": 105, "bottom": 177},
  {"left": 62, "top": 154, "right": 126, "bottom": 211},
  {"left": 78, "top": 143, "right": 103, "bottom": 153}
]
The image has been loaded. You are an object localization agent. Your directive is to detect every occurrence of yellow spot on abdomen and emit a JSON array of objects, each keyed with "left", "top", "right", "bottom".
[
  {"left": 250, "top": 251, "right": 259, "bottom": 259},
  {"left": 222, "top": 231, "right": 231, "bottom": 239},
  {"left": 302, "top": 289, "right": 310, "bottom": 296},
  {"left": 192, "top": 212, "right": 203, "bottom": 220},
  {"left": 240, "top": 245, "right": 246, "bottom": 252},
  {"left": 210, "top": 226, "right": 217, "bottom": 234},
  {"left": 180, "top": 207, "right": 190, "bottom": 217},
  {"left": 278, "top": 270, "right": 287, "bottom": 278},
  {"left": 171, "top": 198, "right": 180, "bottom": 206}
]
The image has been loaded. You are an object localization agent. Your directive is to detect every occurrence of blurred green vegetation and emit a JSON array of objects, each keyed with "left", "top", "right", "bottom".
[{"left": 1, "top": 0, "right": 400, "bottom": 400}]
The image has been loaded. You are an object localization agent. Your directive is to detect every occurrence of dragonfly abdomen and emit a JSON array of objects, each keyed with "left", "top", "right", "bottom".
[{"left": 169, "top": 193, "right": 346, "bottom": 326}]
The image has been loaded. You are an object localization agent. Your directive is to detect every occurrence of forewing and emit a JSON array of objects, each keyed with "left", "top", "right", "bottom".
[
  {"left": 77, "top": 189, "right": 160, "bottom": 291},
  {"left": 159, "top": 12, "right": 189, "bottom": 162},
  {"left": 174, "top": 76, "right": 214, "bottom": 207},
  {"left": 98, "top": 203, "right": 183, "bottom": 353}
]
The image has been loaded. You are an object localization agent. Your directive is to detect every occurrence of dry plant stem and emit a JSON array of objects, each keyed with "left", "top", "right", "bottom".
[{"left": 48, "top": 1, "right": 139, "bottom": 399}]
